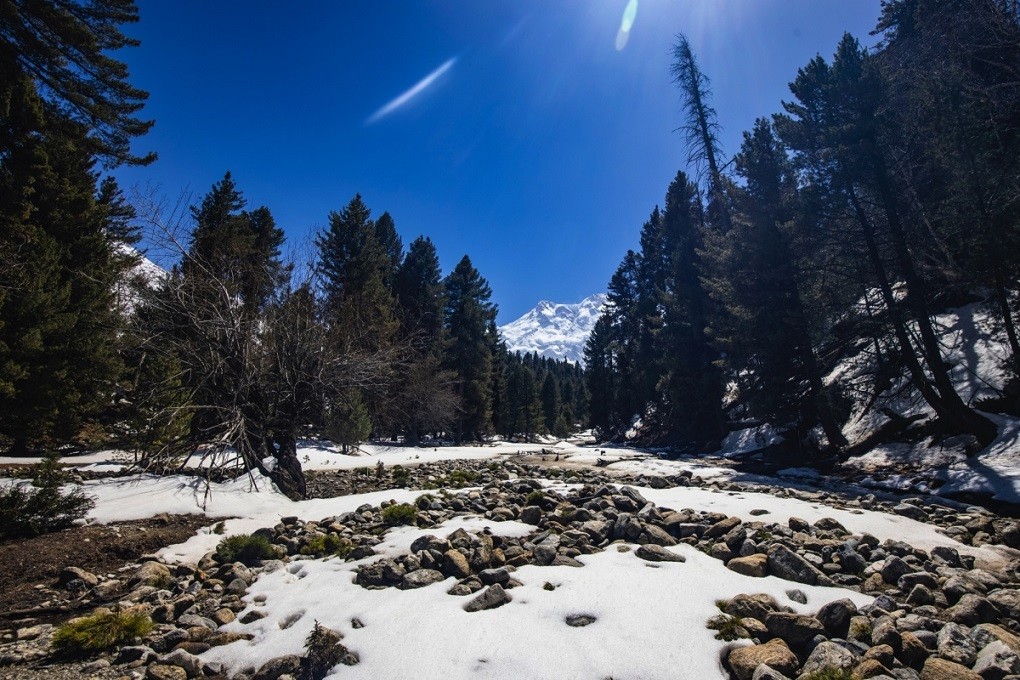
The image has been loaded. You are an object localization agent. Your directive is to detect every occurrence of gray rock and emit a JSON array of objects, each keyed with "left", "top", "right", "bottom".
[
  {"left": 751, "top": 665, "right": 791, "bottom": 680},
  {"left": 764, "top": 612, "right": 825, "bottom": 647},
  {"left": 767, "top": 544, "right": 830, "bottom": 586},
  {"left": 800, "top": 641, "right": 856, "bottom": 675},
  {"left": 880, "top": 556, "right": 914, "bottom": 585},
  {"left": 163, "top": 648, "right": 205, "bottom": 678},
  {"left": 464, "top": 583, "right": 512, "bottom": 612},
  {"left": 400, "top": 569, "right": 445, "bottom": 589},
  {"left": 973, "top": 641, "right": 1020, "bottom": 680},
  {"left": 479, "top": 567, "right": 511, "bottom": 586},
  {"left": 893, "top": 503, "right": 929, "bottom": 521},
  {"left": 115, "top": 645, "right": 156, "bottom": 665},
  {"left": 817, "top": 598, "right": 857, "bottom": 637},
  {"left": 938, "top": 622, "right": 978, "bottom": 667},
  {"left": 635, "top": 544, "right": 686, "bottom": 563}
]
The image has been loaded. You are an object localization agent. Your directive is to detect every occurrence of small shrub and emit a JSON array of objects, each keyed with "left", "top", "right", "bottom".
[
  {"left": 300, "top": 621, "right": 357, "bottom": 679},
  {"left": 216, "top": 534, "right": 278, "bottom": 566},
  {"left": 391, "top": 465, "right": 410, "bottom": 484},
  {"left": 525, "top": 490, "right": 544, "bottom": 506},
  {"left": 300, "top": 534, "right": 353, "bottom": 557},
  {"left": 52, "top": 608, "right": 153, "bottom": 655},
  {"left": 212, "top": 521, "right": 226, "bottom": 535},
  {"left": 801, "top": 670, "right": 854, "bottom": 680},
  {"left": 848, "top": 618, "right": 872, "bottom": 641},
  {"left": 0, "top": 451, "right": 94, "bottom": 541},
  {"left": 353, "top": 466, "right": 369, "bottom": 476},
  {"left": 375, "top": 460, "right": 384, "bottom": 479},
  {"left": 706, "top": 614, "right": 748, "bottom": 641},
  {"left": 447, "top": 469, "right": 477, "bottom": 487},
  {"left": 381, "top": 503, "right": 417, "bottom": 526}
]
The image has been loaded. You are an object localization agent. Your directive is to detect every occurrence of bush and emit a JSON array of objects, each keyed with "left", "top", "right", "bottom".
[
  {"left": 300, "top": 533, "right": 353, "bottom": 557},
  {"left": 300, "top": 621, "right": 357, "bottom": 679},
  {"left": 391, "top": 465, "right": 410, "bottom": 484},
  {"left": 381, "top": 503, "right": 417, "bottom": 526},
  {"left": 52, "top": 608, "right": 152, "bottom": 655},
  {"left": 0, "top": 452, "right": 94, "bottom": 541},
  {"left": 525, "top": 490, "right": 544, "bottom": 506},
  {"left": 447, "top": 469, "right": 477, "bottom": 487},
  {"left": 706, "top": 613, "right": 748, "bottom": 641},
  {"left": 216, "top": 534, "right": 278, "bottom": 566}
]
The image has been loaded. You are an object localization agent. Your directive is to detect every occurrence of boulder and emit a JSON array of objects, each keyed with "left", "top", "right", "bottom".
[
  {"left": 728, "top": 555, "right": 768, "bottom": 578},
  {"left": 464, "top": 584, "right": 511, "bottom": 612},
  {"left": 634, "top": 545, "right": 686, "bottom": 563},
  {"left": 920, "top": 657, "right": 982, "bottom": 680},
  {"left": 764, "top": 612, "right": 825, "bottom": 647},
  {"left": 727, "top": 639, "right": 798, "bottom": 680}
]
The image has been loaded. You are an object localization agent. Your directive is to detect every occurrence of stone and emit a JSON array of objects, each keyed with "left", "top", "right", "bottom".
[
  {"left": 818, "top": 598, "right": 857, "bottom": 637},
  {"left": 706, "top": 516, "right": 742, "bottom": 538},
  {"left": 252, "top": 655, "right": 302, "bottom": 680},
  {"left": 146, "top": 665, "right": 187, "bottom": 680},
  {"left": 800, "top": 640, "right": 856, "bottom": 675},
  {"left": 767, "top": 544, "right": 830, "bottom": 586},
  {"left": 973, "top": 641, "right": 1020, "bottom": 680},
  {"left": 907, "top": 584, "right": 937, "bottom": 607},
  {"left": 151, "top": 629, "right": 190, "bottom": 654},
  {"left": 565, "top": 614, "right": 596, "bottom": 627},
  {"left": 814, "top": 517, "right": 849, "bottom": 534},
  {"left": 751, "top": 665, "right": 790, "bottom": 680},
  {"left": 893, "top": 503, "right": 929, "bottom": 521},
  {"left": 640, "top": 524, "right": 678, "bottom": 546},
  {"left": 724, "top": 594, "right": 784, "bottom": 622},
  {"left": 872, "top": 620, "right": 902, "bottom": 652},
  {"left": 520, "top": 506, "right": 542, "bottom": 525},
  {"left": 115, "top": 645, "right": 156, "bottom": 665},
  {"left": 727, "top": 639, "right": 799, "bottom": 680},
  {"left": 728, "top": 554, "right": 768, "bottom": 578},
  {"left": 920, "top": 657, "right": 982, "bottom": 680},
  {"left": 789, "top": 517, "right": 810, "bottom": 533},
  {"left": 863, "top": 644, "right": 895, "bottom": 667},
  {"left": 764, "top": 612, "right": 825, "bottom": 647},
  {"left": 786, "top": 590, "right": 807, "bottom": 605},
  {"left": 634, "top": 544, "right": 686, "bottom": 563},
  {"left": 880, "top": 556, "right": 914, "bottom": 586},
  {"left": 58, "top": 566, "right": 99, "bottom": 588},
  {"left": 163, "top": 648, "right": 205, "bottom": 678},
  {"left": 938, "top": 622, "right": 978, "bottom": 667},
  {"left": 464, "top": 584, "right": 511, "bottom": 612},
  {"left": 946, "top": 594, "right": 999, "bottom": 626},
  {"left": 853, "top": 658, "right": 892, "bottom": 678},
  {"left": 899, "top": 631, "right": 930, "bottom": 668},
  {"left": 212, "top": 608, "right": 236, "bottom": 626},
  {"left": 988, "top": 590, "right": 1020, "bottom": 619},
  {"left": 973, "top": 624, "right": 1020, "bottom": 656},
  {"left": 442, "top": 550, "right": 472, "bottom": 578},
  {"left": 479, "top": 567, "right": 511, "bottom": 586},
  {"left": 400, "top": 569, "right": 445, "bottom": 590},
  {"left": 132, "top": 561, "right": 172, "bottom": 588}
]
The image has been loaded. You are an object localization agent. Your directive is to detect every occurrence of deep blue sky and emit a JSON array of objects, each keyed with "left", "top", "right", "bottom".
[{"left": 113, "top": 0, "right": 883, "bottom": 323}]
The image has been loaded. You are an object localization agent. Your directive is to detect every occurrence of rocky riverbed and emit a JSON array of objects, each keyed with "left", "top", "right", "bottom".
[{"left": 2, "top": 457, "right": 1020, "bottom": 679}]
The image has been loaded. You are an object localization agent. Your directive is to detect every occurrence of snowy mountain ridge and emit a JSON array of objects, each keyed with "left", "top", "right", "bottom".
[{"left": 499, "top": 293, "right": 607, "bottom": 363}]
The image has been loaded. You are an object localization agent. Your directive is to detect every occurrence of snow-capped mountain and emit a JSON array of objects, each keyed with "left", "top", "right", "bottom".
[{"left": 499, "top": 294, "right": 607, "bottom": 364}]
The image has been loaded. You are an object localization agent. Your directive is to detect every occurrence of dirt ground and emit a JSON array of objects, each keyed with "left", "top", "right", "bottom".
[{"left": 0, "top": 514, "right": 213, "bottom": 628}]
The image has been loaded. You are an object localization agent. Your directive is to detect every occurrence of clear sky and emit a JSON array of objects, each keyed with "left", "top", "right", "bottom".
[{"left": 113, "top": 0, "right": 883, "bottom": 323}]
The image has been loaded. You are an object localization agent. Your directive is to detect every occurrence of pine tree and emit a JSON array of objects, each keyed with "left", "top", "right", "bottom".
[
  {"left": 0, "top": 74, "right": 123, "bottom": 452},
  {"left": 443, "top": 256, "right": 496, "bottom": 442},
  {"left": 373, "top": 211, "right": 403, "bottom": 290},
  {"left": 540, "top": 372, "right": 562, "bottom": 437},
  {"left": 0, "top": 0, "right": 155, "bottom": 166}
]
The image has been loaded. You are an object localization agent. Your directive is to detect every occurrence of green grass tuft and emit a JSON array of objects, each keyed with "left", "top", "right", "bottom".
[
  {"left": 52, "top": 609, "right": 152, "bottom": 655},
  {"left": 381, "top": 503, "right": 417, "bottom": 526},
  {"left": 216, "top": 534, "right": 278, "bottom": 566}
]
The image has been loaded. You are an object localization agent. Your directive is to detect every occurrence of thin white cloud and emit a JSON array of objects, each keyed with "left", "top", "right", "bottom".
[{"left": 365, "top": 57, "right": 458, "bottom": 125}]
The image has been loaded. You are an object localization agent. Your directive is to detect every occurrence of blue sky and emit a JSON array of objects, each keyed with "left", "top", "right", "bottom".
[{"left": 113, "top": 0, "right": 882, "bottom": 322}]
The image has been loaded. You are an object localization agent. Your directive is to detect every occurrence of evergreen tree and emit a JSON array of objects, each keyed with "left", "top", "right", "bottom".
[
  {"left": 443, "top": 255, "right": 496, "bottom": 442},
  {"left": 540, "top": 372, "right": 562, "bottom": 437},
  {"left": 0, "top": 74, "right": 122, "bottom": 452},
  {"left": 373, "top": 211, "right": 403, "bottom": 289},
  {"left": 0, "top": 0, "right": 155, "bottom": 166}
]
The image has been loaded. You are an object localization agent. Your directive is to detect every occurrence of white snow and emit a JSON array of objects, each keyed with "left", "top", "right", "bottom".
[
  {"left": 204, "top": 532, "right": 871, "bottom": 680},
  {"left": 498, "top": 294, "right": 607, "bottom": 363}
]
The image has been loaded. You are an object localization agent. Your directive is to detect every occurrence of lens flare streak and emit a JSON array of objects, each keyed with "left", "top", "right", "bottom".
[
  {"left": 616, "top": 0, "right": 638, "bottom": 51},
  {"left": 365, "top": 57, "right": 458, "bottom": 125}
]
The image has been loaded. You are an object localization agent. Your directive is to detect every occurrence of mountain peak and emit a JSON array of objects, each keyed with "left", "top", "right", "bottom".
[{"left": 499, "top": 294, "right": 607, "bottom": 363}]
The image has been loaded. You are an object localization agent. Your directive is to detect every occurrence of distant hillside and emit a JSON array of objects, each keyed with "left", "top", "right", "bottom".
[{"left": 499, "top": 294, "right": 607, "bottom": 363}]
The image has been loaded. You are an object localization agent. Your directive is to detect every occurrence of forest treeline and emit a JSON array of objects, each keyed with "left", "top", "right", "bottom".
[
  {"left": 586, "top": 0, "right": 1020, "bottom": 456},
  {"left": 0, "top": 0, "right": 586, "bottom": 498}
]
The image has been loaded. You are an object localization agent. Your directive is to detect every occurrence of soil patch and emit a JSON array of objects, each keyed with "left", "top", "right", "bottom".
[{"left": 0, "top": 514, "right": 212, "bottom": 626}]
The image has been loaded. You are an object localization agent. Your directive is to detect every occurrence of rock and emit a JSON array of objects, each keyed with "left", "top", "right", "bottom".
[
  {"left": 400, "top": 569, "right": 445, "bottom": 589},
  {"left": 920, "top": 657, "right": 982, "bottom": 680},
  {"left": 818, "top": 599, "right": 857, "bottom": 637},
  {"left": 767, "top": 544, "right": 830, "bottom": 586},
  {"left": 634, "top": 544, "right": 686, "bottom": 563},
  {"left": 725, "top": 594, "right": 784, "bottom": 622},
  {"left": 58, "top": 566, "right": 99, "bottom": 588},
  {"left": 252, "top": 655, "right": 302, "bottom": 680},
  {"left": 132, "top": 561, "right": 172, "bottom": 587},
  {"left": 479, "top": 567, "right": 511, "bottom": 586},
  {"left": 899, "top": 630, "right": 930, "bottom": 668},
  {"left": 907, "top": 584, "right": 937, "bottom": 607},
  {"left": 177, "top": 614, "right": 217, "bottom": 630},
  {"left": 789, "top": 517, "right": 810, "bottom": 533},
  {"left": 151, "top": 629, "right": 189, "bottom": 654},
  {"left": 946, "top": 594, "right": 999, "bottom": 626},
  {"left": 212, "top": 608, "right": 236, "bottom": 626},
  {"left": 728, "top": 554, "right": 768, "bottom": 578},
  {"left": 938, "top": 622, "right": 978, "bottom": 667},
  {"left": 115, "top": 645, "right": 156, "bottom": 665},
  {"left": 163, "top": 648, "right": 205, "bottom": 678},
  {"left": 764, "top": 612, "right": 825, "bottom": 647},
  {"left": 786, "top": 590, "right": 807, "bottom": 605},
  {"left": 853, "top": 658, "right": 892, "bottom": 678},
  {"left": 814, "top": 517, "right": 849, "bottom": 534},
  {"left": 863, "top": 644, "right": 895, "bottom": 667},
  {"left": 931, "top": 546, "right": 964, "bottom": 568},
  {"left": 146, "top": 665, "right": 187, "bottom": 680},
  {"left": 872, "top": 620, "right": 902, "bottom": 652},
  {"left": 894, "top": 503, "right": 930, "bottom": 521},
  {"left": 441, "top": 550, "right": 472, "bottom": 579},
  {"left": 706, "top": 516, "right": 742, "bottom": 538},
  {"left": 640, "top": 524, "right": 678, "bottom": 546},
  {"left": 988, "top": 589, "right": 1020, "bottom": 619},
  {"left": 880, "top": 556, "right": 913, "bottom": 585},
  {"left": 800, "top": 640, "right": 856, "bottom": 675},
  {"left": 973, "top": 640, "right": 1020, "bottom": 680},
  {"left": 973, "top": 624, "right": 1020, "bottom": 656},
  {"left": 565, "top": 614, "right": 596, "bottom": 627},
  {"left": 464, "top": 584, "right": 511, "bottom": 612},
  {"left": 520, "top": 506, "right": 542, "bottom": 525},
  {"left": 751, "top": 664, "right": 790, "bottom": 680},
  {"left": 727, "top": 639, "right": 799, "bottom": 680}
]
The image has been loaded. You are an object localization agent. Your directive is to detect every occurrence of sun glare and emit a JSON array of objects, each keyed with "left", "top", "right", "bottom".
[{"left": 615, "top": 0, "right": 638, "bottom": 51}]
